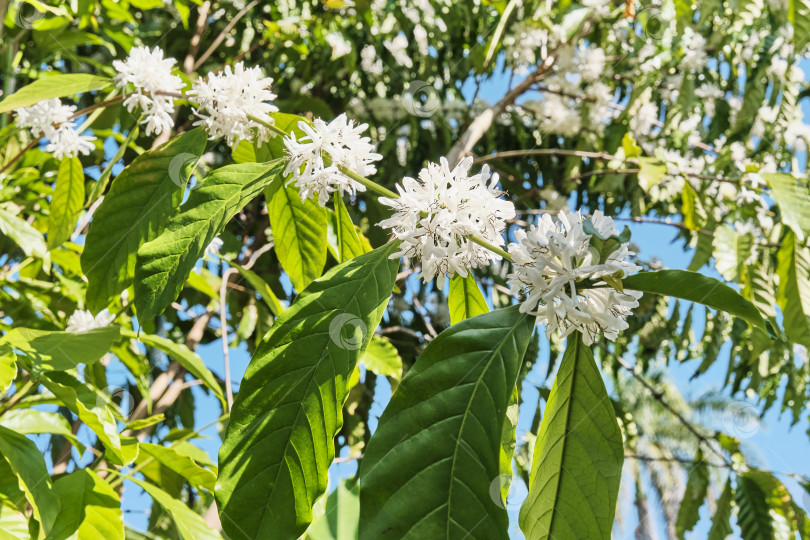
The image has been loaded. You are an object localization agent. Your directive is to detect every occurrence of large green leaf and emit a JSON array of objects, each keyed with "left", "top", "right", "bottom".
[
  {"left": 48, "top": 157, "right": 85, "bottom": 250},
  {"left": 622, "top": 270, "right": 772, "bottom": 335},
  {"left": 0, "top": 347, "right": 15, "bottom": 393},
  {"left": 359, "top": 306, "right": 533, "bottom": 540},
  {"left": 735, "top": 472, "right": 775, "bottom": 540},
  {"left": 359, "top": 335, "right": 402, "bottom": 379},
  {"left": 713, "top": 225, "right": 754, "bottom": 282},
  {"left": 268, "top": 184, "right": 328, "bottom": 292},
  {"left": 519, "top": 338, "right": 623, "bottom": 540},
  {"left": 332, "top": 194, "right": 366, "bottom": 263},
  {"left": 306, "top": 480, "right": 360, "bottom": 540},
  {"left": 0, "top": 326, "right": 119, "bottom": 374},
  {"left": 0, "top": 206, "right": 47, "bottom": 260},
  {"left": 217, "top": 243, "right": 399, "bottom": 540},
  {"left": 776, "top": 230, "right": 810, "bottom": 348},
  {"left": 764, "top": 173, "right": 810, "bottom": 240},
  {"left": 448, "top": 274, "right": 489, "bottom": 325},
  {"left": 127, "top": 476, "right": 221, "bottom": 540},
  {"left": 81, "top": 129, "right": 207, "bottom": 312},
  {"left": 137, "top": 443, "right": 216, "bottom": 491},
  {"left": 708, "top": 479, "right": 734, "bottom": 540},
  {"left": 122, "top": 330, "right": 223, "bottom": 402},
  {"left": 0, "top": 503, "right": 28, "bottom": 539},
  {"left": 0, "top": 409, "right": 85, "bottom": 454},
  {"left": 134, "top": 161, "right": 284, "bottom": 320},
  {"left": 40, "top": 372, "right": 138, "bottom": 465},
  {"left": 675, "top": 456, "right": 709, "bottom": 539},
  {"left": 48, "top": 469, "right": 123, "bottom": 540},
  {"left": 0, "top": 425, "right": 59, "bottom": 534},
  {"left": 792, "top": 0, "right": 810, "bottom": 53},
  {"left": 233, "top": 264, "right": 284, "bottom": 317},
  {"left": 0, "top": 74, "right": 111, "bottom": 113}
]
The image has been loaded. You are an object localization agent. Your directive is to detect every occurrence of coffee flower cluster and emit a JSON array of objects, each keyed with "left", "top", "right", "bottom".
[
  {"left": 507, "top": 210, "right": 642, "bottom": 344},
  {"left": 15, "top": 98, "right": 96, "bottom": 159},
  {"left": 377, "top": 157, "right": 516, "bottom": 288}
]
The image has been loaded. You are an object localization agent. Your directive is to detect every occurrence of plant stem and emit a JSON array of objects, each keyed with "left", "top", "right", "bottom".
[
  {"left": 247, "top": 114, "right": 289, "bottom": 137},
  {"left": 467, "top": 235, "right": 512, "bottom": 261},
  {"left": 337, "top": 165, "right": 399, "bottom": 199},
  {"left": 0, "top": 377, "right": 37, "bottom": 418}
]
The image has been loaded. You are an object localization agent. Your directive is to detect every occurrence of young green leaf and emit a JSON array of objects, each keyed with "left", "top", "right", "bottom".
[
  {"left": 48, "top": 157, "right": 85, "bottom": 249},
  {"left": 0, "top": 205, "right": 48, "bottom": 260},
  {"left": 0, "top": 326, "right": 120, "bottom": 374},
  {"left": 134, "top": 160, "right": 285, "bottom": 320},
  {"left": 0, "top": 409, "right": 85, "bottom": 454},
  {"left": 138, "top": 443, "right": 216, "bottom": 492},
  {"left": 359, "top": 306, "right": 533, "bottom": 540},
  {"left": 81, "top": 129, "right": 207, "bottom": 312},
  {"left": 777, "top": 231, "right": 810, "bottom": 348},
  {"left": 622, "top": 270, "right": 773, "bottom": 336},
  {"left": 306, "top": 480, "right": 360, "bottom": 540},
  {"left": 49, "top": 469, "right": 124, "bottom": 540},
  {"left": 448, "top": 273, "right": 489, "bottom": 325},
  {"left": 333, "top": 194, "right": 366, "bottom": 263},
  {"left": 217, "top": 243, "right": 399, "bottom": 540},
  {"left": 0, "top": 74, "right": 111, "bottom": 113},
  {"left": 519, "top": 338, "right": 623, "bottom": 540},
  {"left": 0, "top": 425, "right": 60, "bottom": 534},
  {"left": 0, "top": 347, "right": 15, "bottom": 393},
  {"left": 268, "top": 184, "right": 328, "bottom": 292},
  {"left": 127, "top": 476, "right": 221, "bottom": 540},
  {"left": 359, "top": 335, "right": 402, "bottom": 379}
]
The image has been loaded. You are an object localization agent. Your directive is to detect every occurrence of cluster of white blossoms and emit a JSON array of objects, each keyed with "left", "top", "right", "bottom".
[
  {"left": 113, "top": 46, "right": 185, "bottom": 136},
  {"left": 15, "top": 98, "right": 96, "bottom": 159},
  {"left": 66, "top": 309, "right": 115, "bottom": 333},
  {"left": 283, "top": 114, "right": 381, "bottom": 206},
  {"left": 189, "top": 62, "right": 278, "bottom": 145},
  {"left": 377, "top": 157, "right": 516, "bottom": 288},
  {"left": 507, "top": 210, "right": 642, "bottom": 345}
]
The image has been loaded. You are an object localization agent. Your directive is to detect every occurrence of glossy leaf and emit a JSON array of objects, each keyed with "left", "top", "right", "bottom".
[
  {"left": 0, "top": 347, "right": 15, "bottom": 393},
  {"left": 359, "top": 335, "right": 402, "bottom": 379},
  {"left": 0, "top": 408, "right": 85, "bottom": 454},
  {"left": 128, "top": 476, "right": 221, "bottom": 540},
  {"left": 217, "top": 243, "right": 398, "bottom": 540},
  {"left": 736, "top": 472, "right": 775, "bottom": 540},
  {"left": 49, "top": 469, "right": 124, "bottom": 540},
  {"left": 0, "top": 74, "right": 111, "bottom": 113},
  {"left": 268, "top": 184, "right": 328, "bottom": 292},
  {"left": 776, "top": 230, "right": 810, "bottom": 348},
  {"left": 519, "top": 338, "right": 623, "bottom": 540},
  {"left": 0, "top": 326, "right": 120, "bottom": 374},
  {"left": 359, "top": 306, "right": 533, "bottom": 540},
  {"left": 81, "top": 129, "right": 207, "bottom": 312},
  {"left": 0, "top": 205, "right": 47, "bottom": 259},
  {"left": 448, "top": 273, "right": 489, "bottom": 325},
  {"left": 333, "top": 194, "right": 366, "bottom": 263},
  {"left": 622, "top": 270, "right": 772, "bottom": 336},
  {"left": 134, "top": 161, "right": 284, "bottom": 320},
  {"left": 48, "top": 157, "right": 84, "bottom": 249},
  {"left": 138, "top": 443, "right": 216, "bottom": 491}
]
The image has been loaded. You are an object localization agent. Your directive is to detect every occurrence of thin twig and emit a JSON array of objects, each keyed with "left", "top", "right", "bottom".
[
  {"left": 220, "top": 267, "right": 238, "bottom": 411},
  {"left": 193, "top": 0, "right": 260, "bottom": 71}
]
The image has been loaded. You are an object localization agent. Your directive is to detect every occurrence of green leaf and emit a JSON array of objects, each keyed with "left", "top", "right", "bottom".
[
  {"left": 359, "top": 306, "right": 533, "bottom": 540},
  {"left": 764, "top": 173, "right": 810, "bottom": 240},
  {"left": 127, "top": 476, "right": 221, "bottom": 540},
  {"left": 735, "top": 472, "right": 775, "bottom": 540},
  {"left": 134, "top": 161, "right": 284, "bottom": 320},
  {"left": 681, "top": 184, "right": 703, "bottom": 231},
  {"left": 622, "top": 270, "right": 773, "bottom": 336},
  {"left": 0, "top": 74, "right": 111, "bottom": 113},
  {"left": 81, "top": 129, "right": 207, "bottom": 312},
  {"left": 217, "top": 244, "right": 399, "bottom": 540},
  {"left": 48, "top": 469, "right": 124, "bottom": 540},
  {"left": 268, "top": 185, "right": 328, "bottom": 292},
  {"left": 138, "top": 443, "right": 216, "bottom": 492},
  {"left": 333, "top": 194, "right": 366, "bottom": 263},
  {"left": 0, "top": 425, "right": 59, "bottom": 534},
  {"left": 689, "top": 232, "right": 714, "bottom": 272},
  {"left": 448, "top": 274, "right": 489, "bottom": 325},
  {"left": 713, "top": 224, "right": 754, "bottom": 282},
  {"left": 776, "top": 230, "right": 810, "bottom": 348},
  {"left": 0, "top": 206, "right": 47, "bottom": 260},
  {"left": 48, "top": 157, "right": 85, "bottom": 250},
  {"left": 0, "top": 326, "right": 120, "bottom": 374},
  {"left": 0, "top": 409, "right": 85, "bottom": 454},
  {"left": 40, "top": 372, "right": 138, "bottom": 465},
  {"left": 233, "top": 264, "right": 284, "bottom": 317},
  {"left": 306, "top": 480, "right": 360, "bottom": 540},
  {"left": 86, "top": 125, "right": 140, "bottom": 205},
  {"left": 0, "top": 503, "right": 29, "bottom": 539},
  {"left": 792, "top": 0, "right": 810, "bottom": 51},
  {"left": 0, "top": 347, "right": 15, "bottom": 393},
  {"left": 122, "top": 330, "right": 224, "bottom": 402},
  {"left": 359, "top": 335, "right": 402, "bottom": 379},
  {"left": 675, "top": 455, "right": 709, "bottom": 539},
  {"left": 519, "top": 338, "right": 623, "bottom": 540},
  {"left": 637, "top": 157, "right": 668, "bottom": 190},
  {"left": 708, "top": 479, "right": 733, "bottom": 540}
]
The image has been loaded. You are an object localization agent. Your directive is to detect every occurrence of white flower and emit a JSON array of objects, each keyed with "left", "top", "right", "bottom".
[
  {"left": 66, "top": 309, "right": 115, "bottom": 333},
  {"left": 378, "top": 156, "right": 516, "bottom": 288},
  {"left": 413, "top": 24, "right": 429, "bottom": 56},
  {"left": 325, "top": 32, "right": 352, "bottom": 59},
  {"left": 768, "top": 57, "right": 789, "bottom": 80},
  {"left": 283, "top": 113, "right": 382, "bottom": 206},
  {"left": 579, "top": 46, "right": 606, "bottom": 82},
  {"left": 533, "top": 94, "right": 581, "bottom": 136},
  {"left": 189, "top": 62, "right": 278, "bottom": 145},
  {"left": 113, "top": 46, "right": 185, "bottom": 136},
  {"left": 361, "top": 45, "right": 383, "bottom": 75},
  {"left": 15, "top": 98, "right": 76, "bottom": 138},
  {"left": 384, "top": 34, "right": 413, "bottom": 68},
  {"left": 631, "top": 102, "right": 659, "bottom": 135},
  {"left": 507, "top": 210, "right": 642, "bottom": 344},
  {"left": 582, "top": 0, "right": 612, "bottom": 17},
  {"left": 46, "top": 126, "right": 96, "bottom": 159},
  {"left": 681, "top": 30, "right": 707, "bottom": 70}
]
